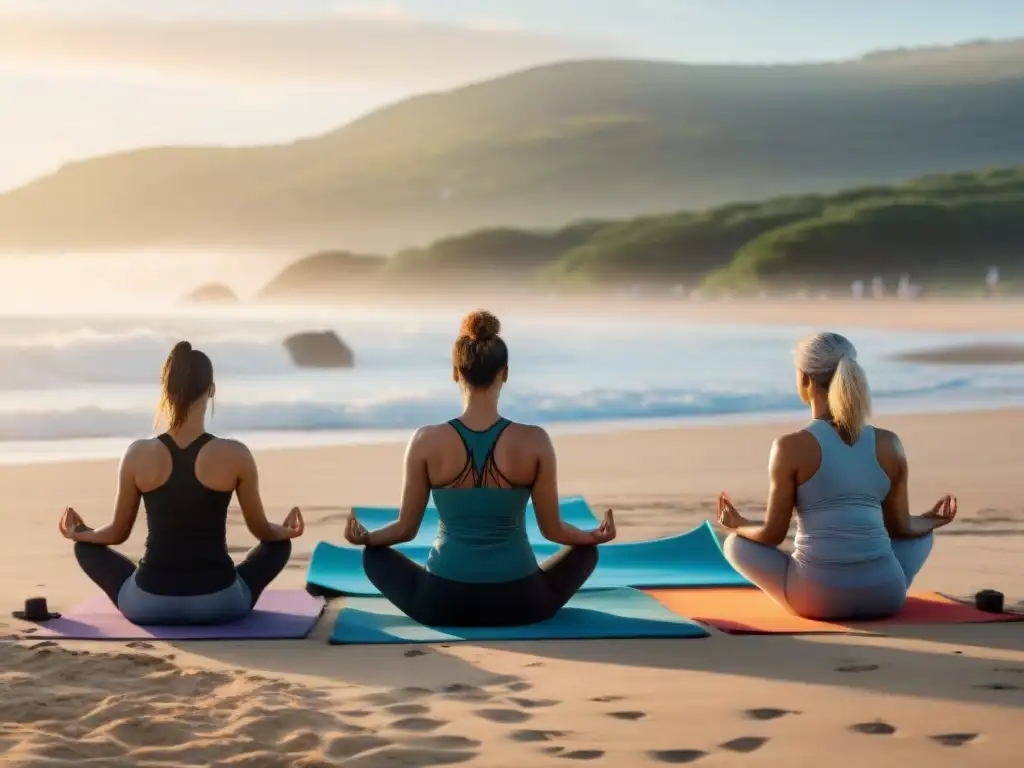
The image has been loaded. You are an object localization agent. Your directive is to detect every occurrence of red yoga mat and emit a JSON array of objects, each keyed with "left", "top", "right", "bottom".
[{"left": 646, "top": 588, "right": 1024, "bottom": 635}]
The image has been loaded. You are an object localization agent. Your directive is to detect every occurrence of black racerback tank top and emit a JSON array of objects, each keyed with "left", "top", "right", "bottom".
[{"left": 134, "top": 433, "right": 237, "bottom": 596}]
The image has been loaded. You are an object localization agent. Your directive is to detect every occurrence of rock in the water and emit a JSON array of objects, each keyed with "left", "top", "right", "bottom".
[
  {"left": 184, "top": 283, "right": 238, "bottom": 304},
  {"left": 284, "top": 331, "right": 354, "bottom": 368}
]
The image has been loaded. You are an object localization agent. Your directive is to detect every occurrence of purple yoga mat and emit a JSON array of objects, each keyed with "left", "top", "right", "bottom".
[{"left": 26, "top": 590, "right": 325, "bottom": 640}]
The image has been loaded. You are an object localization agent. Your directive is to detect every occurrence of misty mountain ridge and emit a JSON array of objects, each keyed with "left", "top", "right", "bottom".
[{"left": 4, "top": 38, "right": 1024, "bottom": 253}]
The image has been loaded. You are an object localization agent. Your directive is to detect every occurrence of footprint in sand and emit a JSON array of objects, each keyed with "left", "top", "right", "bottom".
[
  {"left": 509, "top": 697, "right": 559, "bottom": 709},
  {"left": 279, "top": 730, "right": 324, "bottom": 754},
  {"left": 509, "top": 729, "right": 569, "bottom": 743},
  {"left": 931, "top": 733, "right": 979, "bottom": 747},
  {"left": 403, "top": 735, "right": 480, "bottom": 751},
  {"left": 647, "top": 749, "right": 708, "bottom": 764},
  {"left": 398, "top": 686, "right": 435, "bottom": 699},
  {"left": 344, "top": 747, "right": 474, "bottom": 767},
  {"left": 974, "top": 683, "right": 1021, "bottom": 691},
  {"left": 126, "top": 641, "right": 154, "bottom": 650},
  {"left": 389, "top": 717, "right": 448, "bottom": 734},
  {"left": 590, "top": 695, "right": 625, "bottom": 704},
  {"left": 405, "top": 649, "right": 428, "bottom": 658},
  {"left": 486, "top": 674, "right": 524, "bottom": 686},
  {"left": 360, "top": 691, "right": 401, "bottom": 707},
  {"left": 744, "top": 708, "right": 799, "bottom": 721},
  {"left": 339, "top": 709, "right": 373, "bottom": 719},
  {"left": 719, "top": 737, "right": 769, "bottom": 754},
  {"left": 360, "top": 686, "right": 433, "bottom": 707},
  {"left": 441, "top": 684, "right": 491, "bottom": 702},
  {"left": 524, "top": 662, "right": 545, "bottom": 668},
  {"left": 849, "top": 721, "right": 897, "bottom": 736},
  {"left": 543, "top": 746, "right": 566, "bottom": 755},
  {"left": 607, "top": 711, "right": 646, "bottom": 721},
  {"left": 559, "top": 750, "right": 605, "bottom": 761},
  {"left": 474, "top": 708, "right": 532, "bottom": 724},
  {"left": 835, "top": 664, "right": 879, "bottom": 673},
  {"left": 386, "top": 703, "right": 431, "bottom": 716}
]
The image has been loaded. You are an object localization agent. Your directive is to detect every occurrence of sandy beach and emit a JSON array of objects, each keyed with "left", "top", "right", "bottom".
[{"left": 1, "top": 401, "right": 1022, "bottom": 767}]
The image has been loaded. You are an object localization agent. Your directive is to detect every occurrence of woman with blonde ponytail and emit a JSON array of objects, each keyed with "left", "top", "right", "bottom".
[{"left": 715, "top": 332, "right": 957, "bottom": 621}]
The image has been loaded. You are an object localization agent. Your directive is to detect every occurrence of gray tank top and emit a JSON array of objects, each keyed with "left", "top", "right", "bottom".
[{"left": 794, "top": 420, "right": 893, "bottom": 569}]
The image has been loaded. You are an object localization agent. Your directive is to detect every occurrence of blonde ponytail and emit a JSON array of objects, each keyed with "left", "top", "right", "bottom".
[
  {"left": 795, "top": 331, "right": 872, "bottom": 440},
  {"left": 827, "top": 354, "right": 871, "bottom": 440}
]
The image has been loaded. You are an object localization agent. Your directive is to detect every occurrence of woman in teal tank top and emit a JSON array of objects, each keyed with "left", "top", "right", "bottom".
[
  {"left": 342, "top": 310, "right": 616, "bottom": 627},
  {"left": 716, "top": 332, "right": 957, "bottom": 621}
]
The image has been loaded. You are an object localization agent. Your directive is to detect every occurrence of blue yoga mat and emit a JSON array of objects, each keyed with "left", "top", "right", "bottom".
[
  {"left": 351, "top": 495, "right": 600, "bottom": 548},
  {"left": 306, "top": 520, "right": 750, "bottom": 596},
  {"left": 330, "top": 588, "right": 709, "bottom": 644}
]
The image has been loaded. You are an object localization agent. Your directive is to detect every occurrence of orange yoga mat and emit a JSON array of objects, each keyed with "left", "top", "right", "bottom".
[{"left": 646, "top": 588, "right": 1024, "bottom": 635}]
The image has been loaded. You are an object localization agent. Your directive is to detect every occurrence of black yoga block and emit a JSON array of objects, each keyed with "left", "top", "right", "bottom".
[{"left": 974, "top": 589, "right": 1004, "bottom": 613}]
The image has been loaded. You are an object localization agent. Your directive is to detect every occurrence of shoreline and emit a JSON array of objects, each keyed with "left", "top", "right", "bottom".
[
  {"left": 2, "top": 396, "right": 1022, "bottom": 467},
  {"left": 1, "top": 297, "right": 1023, "bottom": 465}
]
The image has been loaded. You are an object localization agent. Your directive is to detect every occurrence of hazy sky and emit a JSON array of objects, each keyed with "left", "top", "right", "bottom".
[{"left": 2, "top": 0, "right": 1024, "bottom": 191}]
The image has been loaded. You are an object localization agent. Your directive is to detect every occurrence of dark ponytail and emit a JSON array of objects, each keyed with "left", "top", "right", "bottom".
[
  {"left": 155, "top": 341, "right": 214, "bottom": 431},
  {"left": 453, "top": 310, "right": 508, "bottom": 389}
]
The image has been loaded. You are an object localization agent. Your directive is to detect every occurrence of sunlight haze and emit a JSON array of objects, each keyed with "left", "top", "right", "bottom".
[{"left": 3, "top": 0, "right": 1024, "bottom": 190}]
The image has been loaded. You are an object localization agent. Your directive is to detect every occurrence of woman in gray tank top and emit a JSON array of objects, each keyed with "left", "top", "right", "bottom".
[{"left": 716, "top": 332, "right": 957, "bottom": 621}]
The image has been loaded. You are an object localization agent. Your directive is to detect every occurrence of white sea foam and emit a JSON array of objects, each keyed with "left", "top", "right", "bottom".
[{"left": 0, "top": 311, "right": 1020, "bottom": 445}]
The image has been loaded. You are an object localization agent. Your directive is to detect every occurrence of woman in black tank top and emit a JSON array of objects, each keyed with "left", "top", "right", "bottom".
[{"left": 59, "top": 342, "right": 304, "bottom": 626}]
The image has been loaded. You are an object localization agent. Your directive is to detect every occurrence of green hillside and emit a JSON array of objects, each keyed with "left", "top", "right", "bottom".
[
  {"left": 258, "top": 166, "right": 1024, "bottom": 297},
  {"left": 705, "top": 167, "right": 1024, "bottom": 290},
  {"left": 5, "top": 40, "right": 1024, "bottom": 253}
]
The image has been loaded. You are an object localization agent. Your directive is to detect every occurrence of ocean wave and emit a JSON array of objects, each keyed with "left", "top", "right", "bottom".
[
  {"left": 0, "top": 380, "right": 974, "bottom": 442},
  {"left": 0, "top": 326, "right": 304, "bottom": 389}
]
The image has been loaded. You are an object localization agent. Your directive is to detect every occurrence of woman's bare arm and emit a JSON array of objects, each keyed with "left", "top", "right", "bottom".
[
  {"left": 365, "top": 428, "right": 430, "bottom": 547},
  {"left": 531, "top": 428, "right": 598, "bottom": 546},
  {"left": 879, "top": 432, "right": 948, "bottom": 539},
  {"left": 734, "top": 437, "right": 797, "bottom": 547},
  {"left": 234, "top": 443, "right": 294, "bottom": 542},
  {"left": 70, "top": 442, "right": 144, "bottom": 545}
]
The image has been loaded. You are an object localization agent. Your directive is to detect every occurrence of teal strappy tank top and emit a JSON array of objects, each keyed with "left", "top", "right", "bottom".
[{"left": 425, "top": 418, "right": 538, "bottom": 583}]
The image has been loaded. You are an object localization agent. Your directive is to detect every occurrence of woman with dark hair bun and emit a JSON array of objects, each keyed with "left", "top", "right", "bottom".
[
  {"left": 58, "top": 341, "right": 303, "bottom": 625},
  {"left": 341, "top": 310, "right": 614, "bottom": 627}
]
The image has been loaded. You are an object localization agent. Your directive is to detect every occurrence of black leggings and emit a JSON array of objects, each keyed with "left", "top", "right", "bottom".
[
  {"left": 73, "top": 540, "right": 292, "bottom": 608},
  {"left": 360, "top": 545, "right": 599, "bottom": 627}
]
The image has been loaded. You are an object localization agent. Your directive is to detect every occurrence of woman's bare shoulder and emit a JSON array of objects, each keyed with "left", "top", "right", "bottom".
[
  {"left": 505, "top": 422, "right": 552, "bottom": 446},
  {"left": 872, "top": 427, "right": 906, "bottom": 462},
  {"left": 773, "top": 428, "right": 817, "bottom": 454}
]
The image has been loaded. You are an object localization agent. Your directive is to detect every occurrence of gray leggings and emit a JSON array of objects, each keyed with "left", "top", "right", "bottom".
[
  {"left": 723, "top": 533, "right": 935, "bottom": 621},
  {"left": 74, "top": 539, "right": 291, "bottom": 626},
  {"left": 117, "top": 573, "right": 252, "bottom": 626}
]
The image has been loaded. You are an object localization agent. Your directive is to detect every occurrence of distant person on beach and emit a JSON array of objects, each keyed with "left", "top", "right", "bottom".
[
  {"left": 986, "top": 266, "right": 1001, "bottom": 297},
  {"left": 59, "top": 341, "right": 302, "bottom": 625},
  {"left": 716, "top": 332, "right": 957, "bottom": 621},
  {"left": 339, "top": 310, "right": 615, "bottom": 627}
]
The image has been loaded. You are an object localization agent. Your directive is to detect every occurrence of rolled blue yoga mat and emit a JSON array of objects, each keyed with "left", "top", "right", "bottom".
[
  {"left": 306, "top": 519, "right": 751, "bottom": 596},
  {"left": 329, "top": 587, "right": 709, "bottom": 644}
]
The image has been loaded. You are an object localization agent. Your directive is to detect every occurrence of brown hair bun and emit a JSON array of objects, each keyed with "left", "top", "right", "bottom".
[{"left": 460, "top": 310, "right": 500, "bottom": 342}]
